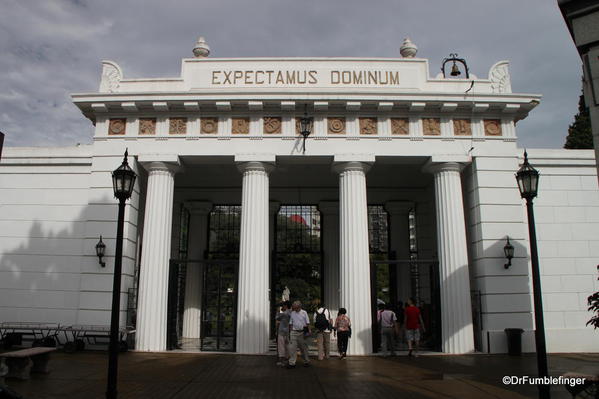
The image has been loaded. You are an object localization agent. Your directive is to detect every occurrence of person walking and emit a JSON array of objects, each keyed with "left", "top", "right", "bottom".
[
  {"left": 333, "top": 308, "right": 351, "bottom": 359},
  {"left": 313, "top": 303, "right": 333, "bottom": 360},
  {"left": 275, "top": 301, "right": 291, "bottom": 366},
  {"left": 405, "top": 297, "right": 425, "bottom": 357},
  {"left": 378, "top": 302, "right": 398, "bottom": 356},
  {"left": 287, "top": 300, "right": 311, "bottom": 368}
]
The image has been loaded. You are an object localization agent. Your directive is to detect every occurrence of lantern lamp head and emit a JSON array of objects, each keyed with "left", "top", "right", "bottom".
[
  {"left": 516, "top": 151, "right": 540, "bottom": 200},
  {"left": 112, "top": 149, "right": 137, "bottom": 201},
  {"left": 299, "top": 105, "right": 313, "bottom": 154},
  {"left": 503, "top": 236, "right": 514, "bottom": 269},
  {"left": 96, "top": 236, "right": 106, "bottom": 267}
]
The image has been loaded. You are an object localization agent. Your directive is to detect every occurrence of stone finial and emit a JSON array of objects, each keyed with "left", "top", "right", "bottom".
[
  {"left": 193, "top": 36, "right": 210, "bottom": 58},
  {"left": 400, "top": 37, "right": 418, "bottom": 58},
  {"left": 99, "top": 60, "right": 123, "bottom": 93}
]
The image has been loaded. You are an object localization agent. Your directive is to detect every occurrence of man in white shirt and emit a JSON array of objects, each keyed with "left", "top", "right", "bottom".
[
  {"left": 287, "top": 300, "right": 311, "bottom": 368},
  {"left": 377, "top": 303, "right": 398, "bottom": 356},
  {"left": 313, "top": 304, "right": 333, "bottom": 360}
]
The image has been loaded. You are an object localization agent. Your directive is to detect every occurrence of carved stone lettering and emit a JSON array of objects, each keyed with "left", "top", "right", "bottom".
[
  {"left": 139, "top": 118, "right": 156, "bottom": 135},
  {"left": 169, "top": 118, "right": 187, "bottom": 135},
  {"left": 232, "top": 118, "right": 250, "bottom": 134},
  {"left": 453, "top": 119, "right": 471, "bottom": 136},
  {"left": 108, "top": 119, "right": 126, "bottom": 135},
  {"left": 263, "top": 117, "right": 282, "bottom": 134},
  {"left": 359, "top": 117, "right": 377, "bottom": 135},
  {"left": 201, "top": 117, "right": 218, "bottom": 134},
  {"left": 484, "top": 119, "right": 502, "bottom": 136},
  {"left": 328, "top": 117, "right": 346, "bottom": 134},
  {"left": 390, "top": 118, "right": 409, "bottom": 135},
  {"left": 423, "top": 118, "right": 441, "bottom": 136}
]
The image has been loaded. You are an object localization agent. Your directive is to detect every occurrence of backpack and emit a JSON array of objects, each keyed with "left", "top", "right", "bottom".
[{"left": 315, "top": 309, "right": 329, "bottom": 331}]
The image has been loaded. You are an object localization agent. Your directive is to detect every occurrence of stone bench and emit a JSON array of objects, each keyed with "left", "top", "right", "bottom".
[{"left": 0, "top": 347, "right": 56, "bottom": 380}]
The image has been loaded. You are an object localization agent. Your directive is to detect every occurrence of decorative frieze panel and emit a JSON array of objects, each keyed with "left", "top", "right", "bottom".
[
  {"left": 201, "top": 117, "right": 218, "bottom": 134},
  {"left": 108, "top": 118, "right": 126, "bottom": 135},
  {"left": 453, "top": 119, "right": 471, "bottom": 136},
  {"left": 169, "top": 117, "right": 187, "bottom": 135},
  {"left": 232, "top": 117, "right": 250, "bottom": 134},
  {"left": 328, "top": 117, "right": 346, "bottom": 134},
  {"left": 423, "top": 118, "right": 441, "bottom": 136},
  {"left": 139, "top": 118, "right": 157, "bottom": 135},
  {"left": 484, "top": 119, "right": 502, "bottom": 136},
  {"left": 359, "top": 117, "right": 377, "bottom": 135},
  {"left": 295, "top": 117, "right": 302, "bottom": 135},
  {"left": 390, "top": 118, "right": 409, "bottom": 135},
  {"left": 263, "top": 117, "right": 282, "bottom": 134}
]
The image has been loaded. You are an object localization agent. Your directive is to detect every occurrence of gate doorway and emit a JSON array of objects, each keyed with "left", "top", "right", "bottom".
[{"left": 271, "top": 205, "right": 322, "bottom": 336}]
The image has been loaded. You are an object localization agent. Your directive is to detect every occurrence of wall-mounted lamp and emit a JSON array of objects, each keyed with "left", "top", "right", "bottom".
[
  {"left": 503, "top": 236, "right": 514, "bottom": 269},
  {"left": 299, "top": 104, "right": 313, "bottom": 154},
  {"left": 441, "top": 53, "right": 470, "bottom": 79},
  {"left": 96, "top": 236, "right": 106, "bottom": 267}
]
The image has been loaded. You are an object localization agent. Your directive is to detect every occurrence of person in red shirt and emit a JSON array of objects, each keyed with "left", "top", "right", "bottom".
[{"left": 404, "top": 297, "right": 425, "bottom": 357}]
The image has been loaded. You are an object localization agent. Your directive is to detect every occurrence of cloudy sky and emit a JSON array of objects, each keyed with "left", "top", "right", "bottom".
[{"left": 0, "top": 0, "right": 583, "bottom": 149}]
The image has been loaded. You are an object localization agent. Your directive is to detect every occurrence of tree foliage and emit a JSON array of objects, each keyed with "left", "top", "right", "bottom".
[
  {"left": 564, "top": 94, "right": 594, "bottom": 149},
  {"left": 587, "top": 265, "right": 599, "bottom": 329}
]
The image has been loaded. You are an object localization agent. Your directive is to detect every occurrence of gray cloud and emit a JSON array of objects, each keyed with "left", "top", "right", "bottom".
[{"left": 0, "top": 0, "right": 582, "bottom": 148}]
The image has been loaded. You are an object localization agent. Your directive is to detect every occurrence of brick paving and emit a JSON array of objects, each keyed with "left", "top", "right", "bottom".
[{"left": 2, "top": 351, "right": 598, "bottom": 398}]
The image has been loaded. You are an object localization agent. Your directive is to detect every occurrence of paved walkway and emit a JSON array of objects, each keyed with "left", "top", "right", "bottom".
[{"left": 2, "top": 351, "right": 598, "bottom": 398}]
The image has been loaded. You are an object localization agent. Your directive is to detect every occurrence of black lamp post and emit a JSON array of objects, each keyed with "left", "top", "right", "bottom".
[
  {"left": 516, "top": 151, "right": 549, "bottom": 399},
  {"left": 503, "top": 236, "right": 514, "bottom": 269},
  {"left": 299, "top": 105, "right": 313, "bottom": 154},
  {"left": 106, "top": 150, "right": 136, "bottom": 399},
  {"left": 96, "top": 236, "right": 106, "bottom": 267}
]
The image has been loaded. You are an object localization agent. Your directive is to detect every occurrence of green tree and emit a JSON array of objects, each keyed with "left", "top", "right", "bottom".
[
  {"left": 588, "top": 265, "right": 599, "bottom": 329},
  {"left": 564, "top": 94, "right": 594, "bottom": 149}
]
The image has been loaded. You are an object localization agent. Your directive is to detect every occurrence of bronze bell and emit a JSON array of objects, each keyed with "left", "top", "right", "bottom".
[{"left": 450, "top": 62, "right": 461, "bottom": 76}]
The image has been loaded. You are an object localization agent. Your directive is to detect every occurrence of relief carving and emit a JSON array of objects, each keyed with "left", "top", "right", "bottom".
[
  {"left": 359, "top": 117, "right": 377, "bottom": 135},
  {"left": 139, "top": 118, "right": 156, "bottom": 135},
  {"left": 108, "top": 119, "right": 126, "bottom": 135},
  {"left": 295, "top": 117, "right": 301, "bottom": 135},
  {"left": 489, "top": 61, "right": 512, "bottom": 94},
  {"left": 328, "top": 117, "right": 346, "bottom": 134},
  {"left": 201, "top": 117, "right": 218, "bottom": 134},
  {"left": 169, "top": 118, "right": 187, "bottom": 134},
  {"left": 99, "top": 61, "right": 122, "bottom": 93},
  {"left": 390, "top": 118, "right": 409, "bottom": 135},
  {"left": 263, "top": 117, "right": 282, "bottom": 134},
  {"left": 232, "top": 117, "right": 250, "bottom": 134},
  {"left": 484, "top": 119, "right": 502, "bottom": 136},
  {"left": 423, "top": 118, "right": 441, "bottom": 136},
  {"left": 453, "top": 119, "right": 471, "bottom": 136}
]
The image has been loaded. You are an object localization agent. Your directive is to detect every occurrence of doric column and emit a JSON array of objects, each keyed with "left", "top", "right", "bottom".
[
  {"left": 135, "top": 157, "right": 180, "bottom": 351},
  {"left": 335, "top": 159, "right": 373, "bottom": 355},
  {"left": 319, "top": 201, "right": 339, "bottom": 316},
  {"left": 236, "top": 159, "right": 273, "bottom": 353},
  {"left": 385, "top": 201, "right": 414, "bottom": 304},
  {"left": 182, "top": 201, "right": 212, "bottom": 339},
  {"left": 427, "top": 161, "right": 475, "bottom": 354}
]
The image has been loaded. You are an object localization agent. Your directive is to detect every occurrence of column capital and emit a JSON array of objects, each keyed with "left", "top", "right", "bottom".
[
  {"left": 332, "top": 161, "right": 372, "bottom": 174},
  {"left": 138, "top": 154, "right": 182, "bottom": 174},
  {"left": 184, "top": 201, "right": 212, "bottom": 216},
  {"left": 236, "top": 161, "right": 275, "bottom": 174},
  {"left": 318, "top": 201, "right": 338, "bottom": 215},
  {"left": 385, "top": 201, "right": 414, "bottom": 215},
  {"left": 422, "top": 155, "right": 471, "bottom": 175}
]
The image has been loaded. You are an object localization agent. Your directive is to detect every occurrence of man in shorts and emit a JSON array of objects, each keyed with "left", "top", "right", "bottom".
[{"left": 404, "top": 297, "right": 425, "bottom": 357}]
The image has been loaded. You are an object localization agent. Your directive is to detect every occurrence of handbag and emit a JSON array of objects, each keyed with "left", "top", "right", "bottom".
[{"left": 348, "top": 326, "right": 352, "bottom": 338}]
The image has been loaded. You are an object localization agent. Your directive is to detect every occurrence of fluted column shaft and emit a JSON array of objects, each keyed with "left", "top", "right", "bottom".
[
  {"left": 430, "top": 162, "right": 474, "bottom": 354},
  {"left": 237, "top": 161, "right": 272, "bottom": 354},
  {"left": 319, "top": 201, "right": 340, "bottom": 316},
  {"left": 182, "top": 202, "right": 212, "bottom": 339},
  {"left": 136, "top": 161, "right": 178, "bottom": 351},
  {"left": 337, "top": 162, "right": 372, "bottom": 355}
]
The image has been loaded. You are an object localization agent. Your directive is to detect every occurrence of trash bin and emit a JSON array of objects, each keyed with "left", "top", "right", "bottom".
[{"left": 504, "top": 328, "right": 524, "bottom": 356}]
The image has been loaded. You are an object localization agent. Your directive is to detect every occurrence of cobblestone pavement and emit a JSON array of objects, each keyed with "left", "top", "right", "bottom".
[{"left": 2, "top": 351, "right": 598, "bottom": 398}]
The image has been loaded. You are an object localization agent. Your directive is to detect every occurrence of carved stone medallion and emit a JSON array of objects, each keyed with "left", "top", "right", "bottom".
[
  {"left": 390, "top": 118, "right": 409, "bottom": 135},
  {"left": 453, "top": 119, "right": 471, "bottom": 136},
  {"left": 423, "top": 118, "right": 441, "bottom": 136},
  {"left": 359, "top": 117, "right": 377, "bottom": 135},
  {"left": 232, "top": 118, "right": 250, "bottom": 134},
  {"left": 484, "top": 119, "right": 502, "bottom": 136},
  {"left": 138, "top": 118, "right": 156, "bottom": 135},
  {"left": 263, "top": 117, "right": 282, "bottom": 134},
  {"left": 108, "top": 119, "right": 126, "bottom": 135},
  {"left": 201, "top": 117, "right": 218, "bottom": 134},
  {"left": 328, "top": 117, "right": 346, "bottom": 134},
  {"left": 169, "top": 118, "right": 187, "bottom": 135}
]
